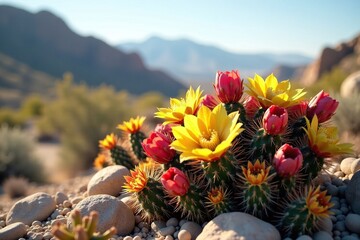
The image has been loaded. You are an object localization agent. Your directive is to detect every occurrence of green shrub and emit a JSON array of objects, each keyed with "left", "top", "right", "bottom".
[
  {"left": 0, "top": 125, "right": 45, "bottom": 183},
  {"left": 37, "top": 76, "right": 135, "bottom": 172},
  {"left": 333, "top": 92, "right": 360, "bottom": 135},
  {"left": 0, "top": 108, "right": 25, "bottom": 127},
  {"left": 20, "top": 95, "right": 45, "bottom": 118}
]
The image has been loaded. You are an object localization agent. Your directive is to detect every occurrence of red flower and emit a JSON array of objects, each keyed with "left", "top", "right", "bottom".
[
  {"left": 262, "top": 105, "right": 288, "bottom": 135},
  {"left": 201, "top": 94, "right": 220, "bottom": 110},
  {"left": 286, "top": 101, "right": 308, "bottom": 119},
  {"left": 273, "top": 144, "right": 303, "bottom": 177},
  {"left": 214, "top": 70, "right": 243, "bottom": 104},
  {"left": 142, "top": 131, "right": 176, "bottom": 164},
  {"left": 307, "top": 90, "right": 339, "bottom": 123},
  {"left": 161, "top": 167, "right": 190, "bottom": 196},
  {"left": 243, "top": 96, "right": 261, "bottom": 118}
]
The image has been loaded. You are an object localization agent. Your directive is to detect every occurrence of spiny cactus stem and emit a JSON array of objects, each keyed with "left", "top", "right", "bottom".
[
  {"left": 86, "top": 211, "right": 98, "bottom": 237},
  {"left": 52, "top": 225, "right": 73, "bottom": 240},
  {"left": 224, "top": 102, "right": 247, "bottom": 124},
  {"left": 74, "top": 226, "right": 87, "bottom": 240},
  {"left": 94, "top": 227, "right": 117, "bottom": 240},
  {"left": 130, "top": 131, "right": 147, "bottom": 161},
  {"left": 72, "top": 210, "right": 82, "bottom": 226}
]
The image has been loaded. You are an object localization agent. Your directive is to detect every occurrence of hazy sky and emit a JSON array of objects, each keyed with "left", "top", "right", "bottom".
[{"left": 1, "top": 0, "right": 359, "bottom": 57}]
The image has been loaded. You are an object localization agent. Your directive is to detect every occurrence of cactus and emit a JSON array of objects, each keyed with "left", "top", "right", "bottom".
[
  {"left": 51, "top": 210, "right": 116, "bottom": 240},
  {"left": 249, "top": 128, "right": 282, "bottom": 163},
  {"left": 123, "top": 164, "right": 170, "bottom": 221},
  {"left": 206, "top": 187, "right": 234, "bottom": 217},
  {"left": 109, "top": 145, "right": 135, "bottom": 170}
]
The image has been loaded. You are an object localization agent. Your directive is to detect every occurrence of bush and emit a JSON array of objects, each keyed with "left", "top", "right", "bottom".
[
  {"left": 37, "top": 76, "right": 136, "bottom": 172},
  {"left": 0, "top": 125, "right": 45, "bottom": 183},
  {"left": 2, "top": 176, "right": 29, "bottom": 198},
  {"left": 0, "top": 108, "right": 25, "bottom": 127}
]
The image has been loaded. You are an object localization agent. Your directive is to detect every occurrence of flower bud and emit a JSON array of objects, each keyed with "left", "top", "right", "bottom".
[
  {"left": 262, "top": 105, "right": 288, "bottom": 135},
  {"left": 307, "top": 90, "right": 339, "bottom": 123},
  {"left": 286, "top": 101, "right": 308, "bottom": 119},
  {"left": 201, "top": 94, "right": 220, "bottom": 110},
  {"left": 142, "top": 131, "right": 176, "bottom": 164},
  {"left": 161, "top": 167, "right": 190, "bottom": 196},
  {"left": 243, "top": 96, "right": 261, "bottom": 118},
  {"left": 214, "top": 70, "right": 243, "bottom": 103},
  {"left": 273, "top": 144, "right": 303, "bottom": 177}
]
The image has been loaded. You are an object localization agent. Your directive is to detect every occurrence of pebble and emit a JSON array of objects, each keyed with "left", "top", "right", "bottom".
[
  {"left": 179, "top": 219, "right": 187, "bottom": 227},
  {"left": 0, "top": 220, "right": 5, "bottom": 227},
  {"left": 54, "top": 192, "right": 68, "bottom": 205},
  {"left": 342, "top": 236, "right": 359, "bottom": 240},
  {"left": 159, "top": 226, "right": 176, "bottom": 236},
  {"left": 51, "top": 209, "right": 61, "bottom": 219},
  {"left": 336, "top": 214, "right": 346, "bottom": 221},
  {"left": 346, "top": 171, "right": 360, "bottom": 214},
  {"left": 313, "top": 231, "right": 332, "bottom": 240},
  {"left": 332, "top": 178, "right": 344, "bottom": 187},
  {"left": 123, "top": 236, "right": 132, "bottom": 240},
  {"left": 70, "top": 196, "right": 84, "bottom": 205},
  {"left": 351, "top": 159, "right": 360, "bottom": 174},
  {"left": 178, "top": 229, "right": 191, "bottom": 240},
  {"left": 345, "top": 213, "right": 360, "bottom": 234},
  {"left": 341, "top": 157, "right": 356, "bottom": 175},
  {"left": 334, "top": 221, "right": 346, "bottom": 231},
  {"left": 180, "top": 221, "right": 202, "bottom": 240},
  {"left": 166, "top": 218, "right": 179, "bottom": 227},
  {"left": 326, "top": 184, "right": 338, "bottom": 196},
  {"left": 165, "top": 236, "right": 174, "bottom": 240},
  {"left": 63, "top": 200, "right": 72, "bottom": 208},
  {"left": 151, "top": 221, "right": 167, "bottom": 232},
  {"left": 0, "top": 222, "right": 27, "bottom": 240},
  {"left": 334, "top": 171, "right": 345, "bottom": 178},
  {"left": 338, "top": 185, "right": 347, "bottom": 197},
  {"left": 133, "top": 236, "right": 141, "bottom": 240},
  {"left": 296, "top": 235, "right": 312, "bottom": 240}
]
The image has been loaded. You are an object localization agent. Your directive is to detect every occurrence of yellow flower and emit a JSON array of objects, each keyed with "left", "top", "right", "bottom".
[
  {"left": 117, "top": 116, "right": 146, "bottom": 134},
  {"left": 93, "top": 153, "right": 112, "bottom": 170},
  {"left": 246, "top": 74, "right": 306, "bottom": 108},
  {"left": 306, "top": 186, "right": 334, "bottom": 218},
  {"left": 155, "top": 86, "right": 203, "bottom": 124},
  {"left": 241, "top": 160, "right": 271, "bottom": 185},
  {"left": 123, "top": 166, "right": 148, "bottom": 193},
  {"left": 99, "top": 133, "right": 118, "bottom": 150},
  {"left": 304, "top": 115, "right": 353, "bottom": 157},
  {"left": 171, "top": 104, "right": 243, "bottom": 162},
  {"left": 207, "top": 187, "right": 225, "bottom": 204}
]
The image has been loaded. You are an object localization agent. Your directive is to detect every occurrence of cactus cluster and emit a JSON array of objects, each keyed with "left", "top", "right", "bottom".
[
  {"left": 51, "top": 210, "right": 116, "bottom": 240},
  {"left": 95, "top": 70, "right": 353, "bottom": 238}
]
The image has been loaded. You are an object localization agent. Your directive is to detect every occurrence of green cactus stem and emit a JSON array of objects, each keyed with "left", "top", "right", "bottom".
[
  {"left": 300, "top": 146, "right": 324, "bottom": 183},
  {"left": 109, "top": 146, "right": 135, "bottom": 169},
  {"left": 129, "top": 131, "right": 147, "bottom": 161},
  {"left": 249, "top": 128, "right": 282, "bottom": 163}
]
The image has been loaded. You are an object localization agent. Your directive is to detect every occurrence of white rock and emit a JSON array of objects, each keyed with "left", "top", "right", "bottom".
[
  {"left": 72, "top": 194, "right": 134, "bottom": 235},
  {"left": 180, "top": 221, "right": 202, "bottom": 240},
  {"left": 313, "top": 231, "right": 332, "bottom": 240},
  {"left": 196, "top": 212, "right": 281, "bottom": 240},
  {"left": 345, "top": 213, "right": 360, "bottom": 234},
  {"left": 340, "top": 157, "right": 356, "bottom": 175},
  {"left": 178, "top": 229, "right": 191, "bottom": 240},
  {"left": 87, "top": 165, "right": 130, "bottom": 196},
  {"left": 351, "top": 159, "right": 360, "bottom": 174},
  {"left": 54, "top": 192, "right": 68, "bottom": 205},
  {"left": 6, "top": 192, "right": 56, "bottom": 225},
  {"left": 0, "top": 222, "right": 27, "bottom": 240}
]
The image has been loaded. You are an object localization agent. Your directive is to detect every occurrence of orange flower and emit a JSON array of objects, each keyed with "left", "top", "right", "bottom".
[
  {"left": 93, "top": 153, "right": 112, "bottom": 170},
  {"left": 99, "top": 133, "right": 118, "bottom": 150},
  {"left": 117, "top": 116, "right": 146, "bottom": 134},
  {"left": 241, "top": 160, "right": 270, "bottom": 185},
  {"left": 306, "top": 186, "right": 334, "bottom": 218},
  {"left": 207, "top": 187, "right": 225, "bottom": 204},
  {"left": 123, "top": 167, "right": 148, "bottom": 193}
]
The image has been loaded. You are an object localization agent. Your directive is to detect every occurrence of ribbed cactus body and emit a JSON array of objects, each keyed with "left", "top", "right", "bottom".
[
  {"left": 241, "top": 182, "right": 273, "bottom": 217},
  {"left": 201, "top": 152, "right": 237, "bottom": 186},
  {"left": 130, "top": 131, "right": 147, "bottom": 161},
  {"left": 136, "top": 178, "right": 170, "bottom": 221},
  {"left": 287, "top": 117, "right": 307, "bottom": 145},
  {"left": 110, "top": 146, "right": 134, "bottom": 169},
  {"left": 300, "top": 146, "right": 324, "bottom": 183},
  {"left": 250, "top": 129, "right": 282, "bottom": 163},
  {"left": 279, "top": 199, "right": 317, "bottom": 238},
  {"left": 224, "top": 102, "right": 247, "bottom": 124},
  {"left": 206, "top": 188, "right": 234, "bottom": 217}
]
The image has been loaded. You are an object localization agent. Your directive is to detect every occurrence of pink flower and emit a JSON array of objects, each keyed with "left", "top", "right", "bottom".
[
  {"left": 286, "top": 101, "right": 308, "bottom": 119},
  {"left": 154, "top": 124, "right": 174, "bottom": 139},
  {"left": 243, "top": 96, "right": 261, "bottom": 118},
  {"left": 161, "top": 167, "right": 190, "bottom": 196},
  {"left": 142, "top": 131, "right": 176, "bottom": 164},
  {"left": 214, "top": 70, "right": 243, "bottom": 104},
  {"left": 307, "top": 90, "right": 339, "bottom": 123},
  {"left": 201, "top": 94, "right": 220, "bottom": 110},
  {"left": 262, "top": 105, "right": 288, "bottom": 135},
  {"left": 273, "top": 144, "right": 303, "bottom": 177}
]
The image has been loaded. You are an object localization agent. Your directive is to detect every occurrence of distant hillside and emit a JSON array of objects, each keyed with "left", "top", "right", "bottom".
[
  {"left": 0, "top": 52, "right": 56, "bottom": 107},
  {"left": 270, "top": 64, "right": 307, "bottom": 81},
  {"left": 0, "top": 5, "right": 185, "bottom": 97},
  {"left": 118, "top": 36, "right": 312, "bottom": 83}
]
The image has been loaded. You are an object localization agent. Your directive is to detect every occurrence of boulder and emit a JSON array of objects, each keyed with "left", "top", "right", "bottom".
[
  {"left": 0, "top": 222, "right": 26, "bottom": 240},
  {"left": 345, "top": 171, "right": 360, "bottom": 214},
  {"left": 341, "top": 71, "right": 360, "bottom": 97}
]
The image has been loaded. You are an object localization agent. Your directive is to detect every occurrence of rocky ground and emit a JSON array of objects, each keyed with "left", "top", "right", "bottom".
[{"left": 0, "top": 156, "right": 360, "bottom": 240}]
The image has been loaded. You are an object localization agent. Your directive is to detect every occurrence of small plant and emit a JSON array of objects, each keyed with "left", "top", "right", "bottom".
[
  {"left": 2, "top": 176, "right": 29, "bottom": 198},
  {"left": 0, "top": 125, "right": 45, "bottom": 183},
  {"left": 51, "top": 209, "right": 116, "bottom": 240}
]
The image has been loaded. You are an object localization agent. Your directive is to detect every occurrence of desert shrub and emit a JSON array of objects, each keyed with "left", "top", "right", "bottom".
[
  {"left": 20, "top": 94, "right": 45, "bottom": 118},
  {"left": 333, "top": 92, "right": 360, "bottom": 135},
  {"left": 37, "top": 76, "right": 135, "bottom": 172},
  {"left": 0, "top": 125, "right": 45, "bottom": 183},
  {"left": 2, "top": 176, "right": 29, "bottom": 198},
  {"left": 0, "top": 108, "right": 25, "bottom": 127}
]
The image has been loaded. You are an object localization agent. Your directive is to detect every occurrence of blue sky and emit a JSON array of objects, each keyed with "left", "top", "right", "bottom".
[{"left": 1, "top": 0, "right": 359, "bottom": 57}]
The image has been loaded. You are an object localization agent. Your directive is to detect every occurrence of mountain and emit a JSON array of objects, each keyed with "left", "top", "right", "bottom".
[
  {"left": 0, "top": 52, "right": 56, "bottom": 107},
  {"left": 300, "top": 34, "right": 360, "bottom": 86},
  {"left": 118, "top": 36, "right": 313, "bottom": 83},
  {"left": 0, "top": 5, "right": 185, "bottom": 97},
  {"left": 271, "top": 64, "right": 307, "bottom": 82}
]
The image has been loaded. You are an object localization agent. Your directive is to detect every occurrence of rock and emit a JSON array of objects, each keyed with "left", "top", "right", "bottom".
[
  {"left": 6, "top": 192, "right": 56, "bottom": 225},
  {"left": 317, "top": 217, "right": 333, "bottom": 234},
  {"left": 73, "top": 194, "right": 134, "bottom": 235},
  {"left": 119, "top": 193, "right": 136, "bottom": 213},
  {"left": 313, "top": 231, "right": 332, "bottom": 240},
  {"left": 341, "top": 71, "right": 360, "bottom": 97},
  {"left": 351, "top": 159, "right": 360, "bottom": 174},
  {"left": 166, "top": 218, "right": 179, "bottom": 227},
  {"left": 345, "top": 214, "right": 360, "bottom": 234},
  {"left": 342, "top": 236, "right": 359, "bottom": 240},
  {"left": 70, "top": 196, "right": 84, "bottom": 205},
  {"left": 196, "top": 212, "right": 281, "bottom": 240},
  {"left": 87, "top": 165, "right": 130, "bottom": 196},
  {"left": 180, "top": 221, "right": 202, "bottom": 240},
  {"left": 341, "top": 157, "right": 356, "bottom": 175},
  {"left": 178, "top": 229, "right": 191, "bottom": 240},
  {"left": 345, "top": 171, "right": 360, "bottom": 214},
  {"left": 159, "top": 226, "right": 176, "bottom": 236},
  {"left": 296, "top": 235, "right": 312, "bottom": 240},
  {"left": 54, "top": 192, "right": 68, "bottom": 205},
  {"left": 334, "top": 221, "right": 346, "bottom": 232},
  {"left": 326, "top": 184, "right": 338, "bottom": 196},
  {"left": 0, "top": 222, "right": 27, "bottom": 240},
  {"left": 151, "top": 220, "right": 167, "bottom": 231}
]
